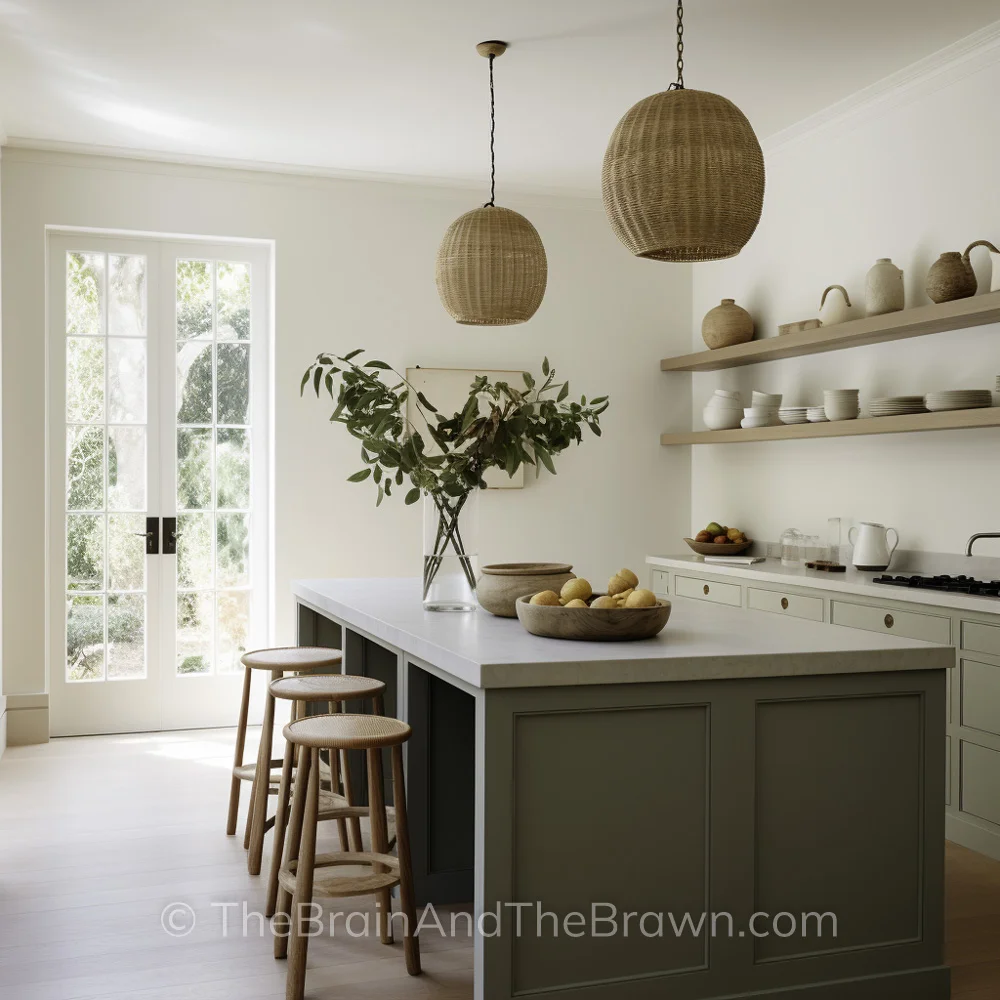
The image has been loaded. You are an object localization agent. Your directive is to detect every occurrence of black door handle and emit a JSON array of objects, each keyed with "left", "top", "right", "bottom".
[
  {"left": 163, "top": 517, "right": 177, "bottom": 555},
  {"left": 132, "top": 516, "right": 160, "bottom": 554}
]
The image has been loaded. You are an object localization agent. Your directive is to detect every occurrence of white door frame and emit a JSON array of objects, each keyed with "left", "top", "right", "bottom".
[{"left": 46, "top": 228, "right": 275, "bottom": 736}]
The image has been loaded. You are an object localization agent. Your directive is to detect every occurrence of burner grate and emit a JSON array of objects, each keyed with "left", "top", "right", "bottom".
[{"left": 873, "top": 574, "right": 1000, "bottom": 598}]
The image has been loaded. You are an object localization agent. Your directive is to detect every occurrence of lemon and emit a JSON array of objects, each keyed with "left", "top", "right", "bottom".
[
  {"left": 565, "top": 599, "right": 589, "bottom": 608},
  {"left": 625, "top": 588, "right": 657, "bottom": 608},
  {"left": 590, "top": 595, "right": 618, "bottom": 609},
  {"left": 529, "top": 590, "right": 561, "bottom": 607},
  {"left": 561, "top": 578, "right": 593, "bottom": 603},
  {"left": 618, "top": 568, "right": 639, "bottom": 589},
  {"left": 608, "top": 574, "right": 630, "bottom": 596}
]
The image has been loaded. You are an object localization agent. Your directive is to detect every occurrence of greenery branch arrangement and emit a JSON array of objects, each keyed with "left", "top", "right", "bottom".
[{"left": 302, "top": 351, "right": 609, "bottom": 598}]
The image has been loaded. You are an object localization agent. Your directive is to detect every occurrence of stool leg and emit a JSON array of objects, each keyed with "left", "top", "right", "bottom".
[
  {"left": 391, "top": 744, "right": 421, "bottom": 975},
  {"left": 267, "top": 736, "right": 295, "bottom": 918},
  {"left": 227, "top": 665, "right": 252, "bottom": 836},
  {"left": 287, "top": 748, "right": 320, "bottom": 1000},
  {"left": 328, "top": 735, "right": 350, "bottom": 852},
  {"left": 274, "top": 743, "right": 310, "bottom": 960},
  {"left": 248, "top": 670, "right": 278, "bottom": 875},
  {"left": 340, "top": 700, "right": 363, "bottom": 852},
  {"left": 367, "top": 745, "right": 393, "bottom": 945},
  {"left": 243, "top": 767, "right": 258, "bottom": 850}
]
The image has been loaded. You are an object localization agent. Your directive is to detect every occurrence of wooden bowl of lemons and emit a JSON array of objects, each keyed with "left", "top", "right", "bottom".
[{"left": 515, "top": 569, "right": 672, "bottom": 641}]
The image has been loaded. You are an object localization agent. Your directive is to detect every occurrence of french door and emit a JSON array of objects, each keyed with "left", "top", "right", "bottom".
[{"left": 48, "top": 234, "right": 271, "bottom": 736}]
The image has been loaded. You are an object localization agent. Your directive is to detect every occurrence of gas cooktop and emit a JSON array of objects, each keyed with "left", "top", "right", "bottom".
[{"left": 873, "top": 574, "right": 1000, "bottom": 598}]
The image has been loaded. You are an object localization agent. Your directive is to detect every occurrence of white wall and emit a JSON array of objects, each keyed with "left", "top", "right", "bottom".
[
  {"left": 0, "top": 149, "right": 692, "bottom": 715},
  {"left": 688, "top": 40, "right": 1000, "bottom": 556}
]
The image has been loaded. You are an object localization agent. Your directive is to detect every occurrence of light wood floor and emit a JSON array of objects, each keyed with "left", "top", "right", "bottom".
[{"left": 1, "top": 730, "right": 998, "bottom": 999}]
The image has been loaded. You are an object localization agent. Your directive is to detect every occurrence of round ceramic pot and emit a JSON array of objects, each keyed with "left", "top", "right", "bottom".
[
  {"left": 477, "top": 563, "right": 575, "bottom": 618},
  {"left": 865, "top": 258, "right": 904, "bottom": 316},
  {"left": 701, "top": 299, "right": 754, "bottom": 349}
]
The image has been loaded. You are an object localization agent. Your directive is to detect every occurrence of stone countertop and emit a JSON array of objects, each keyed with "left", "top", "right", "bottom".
[
  {"left": 648, "top": 553, "right": 1000, "bottom": 615},
  {"left": 293, "top": 578, "right": 951, "bottom": 691}
]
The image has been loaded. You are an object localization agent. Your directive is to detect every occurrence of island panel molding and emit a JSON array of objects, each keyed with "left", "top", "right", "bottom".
[{"left": 659, "top": 289, "right": 1000, "bottom": 372}]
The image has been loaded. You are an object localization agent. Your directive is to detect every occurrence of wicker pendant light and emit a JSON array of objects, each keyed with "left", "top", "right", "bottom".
[
  {"left": 436, "top": 41, "right": 547, "bottom": 325},
  {"left": 602, "top": 1, "right": 765, "bottom": 262}
]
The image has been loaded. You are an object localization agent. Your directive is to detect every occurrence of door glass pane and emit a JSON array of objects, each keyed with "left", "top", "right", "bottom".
[
  {"left": 217, "top": 591, "right": 249, "bottom": 674},
  {"left": 177, "top": 592, "right": 213, "bottom": 674},
  {"left": 67, "top": 426, "right": 105, "bottom": 510},
  {"left": 216, "top": 262, "right": 250, "bottom": 340},
  {"left": 217, "top": 513, "right": 249, "bottom": 588},
  {"left": 177, "top": 341, "right": 214, "bottom": 424},
  {"left": 67, "top": 593, "right": 105, "bottom": 681},
  {"left": 66, "top": 252, "right": 105, "bottom": 337},
  {"left": 177, "top": 428, "right": 213, "bottom": 509},
  {"left": 176, "top": 259, "right": 213, "bottom": 340},
  {"left": 109, "top": 255, "right": 146, "bottom": 338},
  {"left": 177, "top": 512, "right": 213, "bottom": 589},
  {"left": 108, "top": 426, "right": 146, "bottom": 512},
  {"left": 108, "top": 338, "right": 147, "bottom": 422},
  {"left": 108, "top": 594, "right": 146, "bottom": 679},
  {"left": 67, "top": 514, "right": 104, "bottom": 591},
  {"left": 63, "top": 251, "right": 149, "bottom": 684},
  {"left": 216, "top": 429, "right": 249, "bottom": 509},
  {"left": 216, "top": 344, "right": 250, "bottom": 425},
  {"left": 108, "top": 514, "right": 146, "bottom": 591},
  {"left": 66, "top": 338, "right": 105, "bottom": 423}
]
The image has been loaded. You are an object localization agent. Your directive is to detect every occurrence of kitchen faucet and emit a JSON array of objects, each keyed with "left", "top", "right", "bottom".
[{"left": 966, "top": 532, "right": 1000, "bottom": 556}]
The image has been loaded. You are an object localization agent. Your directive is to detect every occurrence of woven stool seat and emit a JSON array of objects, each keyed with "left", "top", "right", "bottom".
[
  {"left": 284, "top": 714, "right": 411, "bottom": 750},
  {"left": 269, "top": 673, "right": 385, "bottom": 703},
  {"left": 240, "top": 646, "right": 343, "bottom": 672}
]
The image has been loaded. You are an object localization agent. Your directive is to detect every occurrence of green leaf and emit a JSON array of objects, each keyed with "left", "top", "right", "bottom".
[
  {"left": 395, "top": 468, "right": 404, "bottom": 485},
  {"left": 324, "top": 372, "right": 335, "bottom": 398},
  {"left": 590, "top": 395, "right": 608, "bottom": 405},
  {"left": 300, "top": 369, "right": 311, "bottom": 395},
  {"left": 347, "top": 468, "right": 372, "bottom": 482},
  {"left": 343, "top": 349, "right": 364, "bottom": 361},
  {"left": 365, "top": 360, "right": 392, "bottom": 369},
  {"left": 557, "top": 382, "right": 569, "bottom": 402},
  {"left": 373, "top": 465, "right": 382, "bottom": 484},
  {"left": 588, "top": 421, "right": 602, "bottom": 436},
  {"left": 542, "top": 357, "right": 549, "bottom": 376},
  {"left": 405, "top": 487, "right": 421, "bottom": 505},
  {"left": 376, "top": 486, "right": 385, "bottom": 507},
  {"left": 535, "top": 446, "right": 557, "bottom": 475},
  {"left": 416, "top": 391, "right": 438, "bottom": 413},
  {"left": 312, "top": 366, "right": 323, "bottom": 396},
  {"left": 523, "top": 372, "right": 536, "bottom": 390}
]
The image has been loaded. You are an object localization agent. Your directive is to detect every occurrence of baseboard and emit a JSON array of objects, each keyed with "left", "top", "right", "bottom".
[
  {"left": 6, "top": 693, "right": 49, "bottom": 745},
  {"left": 947, "top": 812, "right": 1000, "bottom": 862}
]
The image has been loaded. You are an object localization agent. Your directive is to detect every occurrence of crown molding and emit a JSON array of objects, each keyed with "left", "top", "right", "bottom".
[
  {"left": 1, "top": 136, "right": 602, "bottom": 207},
  {"left": 762, "top": 19, "right": 1000, "bottom": 157}
]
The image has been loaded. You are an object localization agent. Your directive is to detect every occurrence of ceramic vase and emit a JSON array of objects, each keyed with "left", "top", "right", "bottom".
[
  {"left": 702, "top": 298, "right": 754, "bottom": 349},
  {"left": 926, "top": 240, "right": 999, "bottom": 303},
  {"left": 818, "top": 284, "right": 853, "bottom": 326},
  {"left": 865, "top": 258, "right": 904, "bottom": 316}
]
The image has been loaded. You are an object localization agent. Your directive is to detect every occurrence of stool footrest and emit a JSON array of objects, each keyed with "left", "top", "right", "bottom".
[
  {"left": 233, "top": 761, "right": 285, "bottom": 783},
  {"left": 279, "top": 852, "right": 400, "bottom": 899}
]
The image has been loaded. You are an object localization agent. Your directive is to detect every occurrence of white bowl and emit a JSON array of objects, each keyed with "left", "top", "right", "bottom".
[
  {"left": 713, "top": 389, "right": 742, "bottom": 401},
  {"left": 824, "top": 405, "right": 860, "bottom": 421},
  {"left": 703, "top": 407, "right": 742, "bottom": 430},
  {"left": 752, "top": 391, "right": 782, "bottom": 406},
  {"left": 706, "top": 396, "right": 744, "bottom": 411}
]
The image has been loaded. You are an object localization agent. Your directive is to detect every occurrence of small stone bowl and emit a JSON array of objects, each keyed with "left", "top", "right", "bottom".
[{"left": 476, "top": 563, "right": 575, "bottom": 618}]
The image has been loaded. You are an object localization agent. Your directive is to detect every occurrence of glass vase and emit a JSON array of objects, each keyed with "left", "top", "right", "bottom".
[{"left": 422, "top": 490, "right": 479, "bottom": 612}]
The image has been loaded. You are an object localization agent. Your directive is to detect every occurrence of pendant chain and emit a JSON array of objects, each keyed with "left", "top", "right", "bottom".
[
  {"left": 671, "top": 0, "right": 685, "bottom": 90},
  {"left": 485, "top": 53, "right": 496, "bottom": 207}
]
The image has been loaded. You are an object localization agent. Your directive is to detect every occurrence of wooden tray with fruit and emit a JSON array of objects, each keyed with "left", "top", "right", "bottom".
[
  {"left": 516, "top": 569, "right": 672, "bottom": 641},
  {"left": 684, "top": 522, "right": 753, "bottom": 556}
]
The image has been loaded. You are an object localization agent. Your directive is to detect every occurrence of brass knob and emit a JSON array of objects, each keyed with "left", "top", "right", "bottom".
[
  {"left": 780, "top": 597, "right": 789, "bottom": 610},
  {"left": 884, "top": 614, "right": 894, "bottom": 628},
  {"left": 703, "top": 584, "right": 710, "bottom": 595}
]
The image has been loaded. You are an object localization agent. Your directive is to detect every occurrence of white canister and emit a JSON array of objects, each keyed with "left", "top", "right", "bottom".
[{"left": 865, "top": 258, "right": 904, "bottom": 316}]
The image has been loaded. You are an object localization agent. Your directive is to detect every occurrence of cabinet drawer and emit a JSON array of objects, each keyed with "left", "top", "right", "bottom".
[
  {"left": 831, "top": 600, "right": 951, "bottom": 644},
  {"left": 961, "top": 659, "right": 1000, "bottom": 737},
  {"left": 961, "top": 740, "right": 1000, "bottom": 826},
  {"left": 650, "top": 569, "right": 670, "bottom": 597},
  {"left": 747, "top": 587, "right": 824, "bottom": 622},
  {"left": 675, "top": 575, "right": 741, "bottom": 607},
  {"left": 962, "top": 621, "right": 1000, "bottom": 658}
]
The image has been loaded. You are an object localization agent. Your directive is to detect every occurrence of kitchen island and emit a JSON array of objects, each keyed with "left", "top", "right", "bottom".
[{"left": 293, "top": 577, "right": 952, "bottom": 1000}]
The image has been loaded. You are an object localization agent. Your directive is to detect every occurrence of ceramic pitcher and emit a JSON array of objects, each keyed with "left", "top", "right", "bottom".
[
  {"left": 818, "top": 284, "right": 853, "bottom": 326},
  {"left": 865, "top": 259, "right": 904, "bottom": 316},
  {"left": 848, "top": 521, "right": 899, "bottom": 571}
]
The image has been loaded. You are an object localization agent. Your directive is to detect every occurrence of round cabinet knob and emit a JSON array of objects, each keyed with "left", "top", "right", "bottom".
[
  {"left": 703, "top": 584, "right": 710, "bottom": 595},
  {"left": 780, "top": 597, "right": 789, "bottom": 610},
  {"left": 884, "top": 614, "right": 894, "bottom": 629}
]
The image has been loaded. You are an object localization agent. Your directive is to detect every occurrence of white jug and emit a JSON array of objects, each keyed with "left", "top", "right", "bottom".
[
  {"left": 819, "top": 284, "right": 854, "bottom": 326},
  {"left": 848, "top": 521, "right": 899, "bottom": 571}
]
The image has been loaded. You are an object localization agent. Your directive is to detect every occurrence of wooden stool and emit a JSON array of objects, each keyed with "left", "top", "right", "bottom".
[
  {"left": 274, "top": 714, "right": 420, "bottom": 999},
  {"left": 226, "top": 646, "right": 343, "bottom": 853},
  {"left": 264, "top": 673, "right": 387, "bottom": 910}
]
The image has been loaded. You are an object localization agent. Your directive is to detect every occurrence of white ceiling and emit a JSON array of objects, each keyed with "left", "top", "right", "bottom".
[{"left": 1, "top": 1, "right": 999, "bottom": 196}]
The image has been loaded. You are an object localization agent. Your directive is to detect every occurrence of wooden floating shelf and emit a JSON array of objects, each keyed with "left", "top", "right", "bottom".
[
  {"left": 660, "top": 406, "right": 1000, "bottom": 445},
  {"left": 659, "top": 291, "right": 1000, "bottom": 372}
]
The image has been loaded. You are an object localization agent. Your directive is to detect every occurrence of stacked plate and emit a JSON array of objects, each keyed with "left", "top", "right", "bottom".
[
  {"left": 869, "top": 396, "right": 927, "bottom": 418},
  {"left": 778, "top": 407, "right": 809, "bottom": 424},
  {"left": 925, "top": 390, "right": 993, "bottom": 412},
  {"left": 806, "top": 406, "right": 828, "bottom": 423}
]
